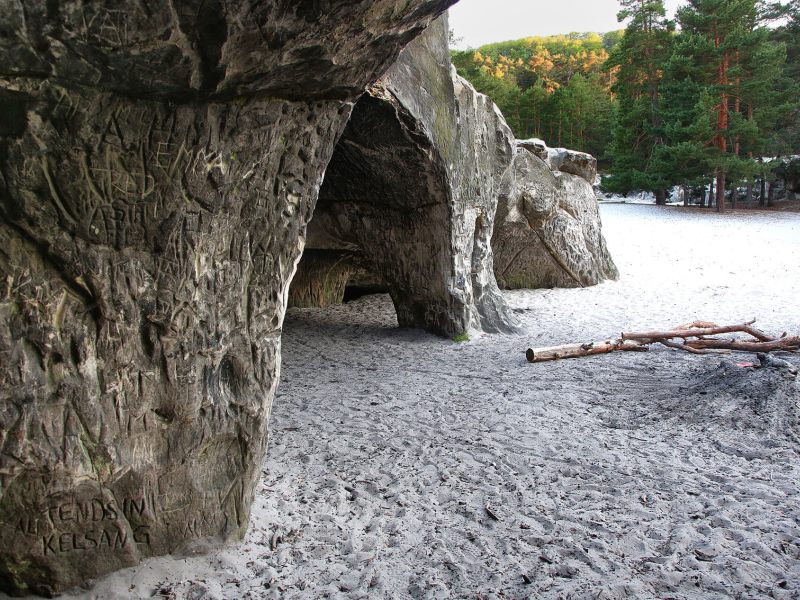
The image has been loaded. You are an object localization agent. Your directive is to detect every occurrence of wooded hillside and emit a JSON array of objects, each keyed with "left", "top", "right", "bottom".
[
  {"left": 452, "top": 32, "right": 621, "bottom": 158},
  {"left": 452, "top": 0, "right": 800, "bottom": 210}
]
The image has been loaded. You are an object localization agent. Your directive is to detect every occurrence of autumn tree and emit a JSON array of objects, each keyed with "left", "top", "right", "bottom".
[{"left": 451, "top": 33, "right": 621, "bottom": 151}]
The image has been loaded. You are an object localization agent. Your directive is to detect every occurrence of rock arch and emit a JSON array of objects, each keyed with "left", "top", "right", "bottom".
[{"left": 291, "top": 16, "right": 519, "bottom": 337}]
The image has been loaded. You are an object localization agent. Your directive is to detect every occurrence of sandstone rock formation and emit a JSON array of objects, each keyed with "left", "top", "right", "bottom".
[
  {"left": 287, "top": 250, "right": 357, "bottom": 309},
  {"left": 517, "top": 138, "right": 598, "bottom": 184},
  {"left": 291, "top": 32, "right": 616, "bottom": 312},
  {"left": 300, "top": 16, "right": 519, "bottom": 336},
  {"left": 0, "top": 1, "right": 455, "bottom": 595},
  {"left": 492, "top": 141, "right": 618, "bottom": 289}
]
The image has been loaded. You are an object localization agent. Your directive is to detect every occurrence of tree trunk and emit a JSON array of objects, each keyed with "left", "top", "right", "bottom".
[
  {"left": 557, "top": 112, "right": 562, "bottom": 147},
  {"left": 714, "top": 26, "right": 729, "bottom": 214},
  {"left": 655, "top": 189, "right": 667, "bottom": 205},
  {"left": 683, "top": 185, "right": 690, "bottom": 207},
  {"left": 730, "top": 185, "right": 737, "bottom": 210},
  {"left": 760, "top": 174, "right": 767, "bottom": 207},
  {"left": 745, "top": 182, "right": 753, "bottom": 207},
  {"left": 706, "top": 179, "right": 714, "bottom": 208},
  {"left": 716, "top": 169, "right": 726, "bottom": 212},
  {"left": 768, "top": 181, "right": 776, "bottom": 207}
]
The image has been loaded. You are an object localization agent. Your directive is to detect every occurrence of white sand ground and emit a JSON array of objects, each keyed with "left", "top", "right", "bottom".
[{"left": 14, "top": 205, "right": 800, "bottom": 599}]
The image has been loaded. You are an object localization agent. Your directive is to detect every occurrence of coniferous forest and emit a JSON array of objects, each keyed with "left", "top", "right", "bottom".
[{"left": 451, "top": 0, "right": 800, "bottom": 210}]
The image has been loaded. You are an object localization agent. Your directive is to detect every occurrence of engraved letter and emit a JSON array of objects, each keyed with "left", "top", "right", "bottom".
[{"left": 42, "top": 535, "right": 57, "bottom": 556}]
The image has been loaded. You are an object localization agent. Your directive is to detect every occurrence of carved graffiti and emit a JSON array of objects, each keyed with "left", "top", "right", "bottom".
[{"left": 13, "top": 495, "right": 154, "bottom": 556}]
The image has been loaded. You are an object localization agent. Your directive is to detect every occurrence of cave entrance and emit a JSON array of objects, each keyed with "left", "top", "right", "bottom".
[{"left": 288, "top": 90, "right": 458, "bottom": 336}]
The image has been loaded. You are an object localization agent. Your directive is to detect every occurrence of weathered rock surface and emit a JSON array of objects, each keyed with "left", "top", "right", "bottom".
[
  {"left": 517, "top": 138, "right": 598, "bottom": 184},
  {"left": 493, "top": 141, "right": 618, "bottom": 289},
  {"left": 0, "top": 1, "right": 454, "bottom": 595},
  {"left": 302, "top": 15, "right": 518, "bottom": 336},
  {"left": 292, "top": 23, "right": 616, "bottom": 319}
]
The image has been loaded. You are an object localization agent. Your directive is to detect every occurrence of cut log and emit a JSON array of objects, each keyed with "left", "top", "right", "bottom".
[{"left": 525, "top": 339, "right": 648, "bottom": 363}]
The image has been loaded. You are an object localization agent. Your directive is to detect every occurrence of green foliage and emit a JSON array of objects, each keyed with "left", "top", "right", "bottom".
[
  {"left": 653, "top": 0, "right": 789, "bottom": 194},
  {"left": 451, "top": 32, "right": 621, "bottom": 153},
  {"left": 604, "top": 0, "right": 675, "bottom": 197},
  {"left": 765, "top": 0, "right": 800, "bottom": 153},
  {"left": 605, "top": 0, "right": 795, "bottom": 198},
  {"left": 452, "top": 332, "right": 470, "bottom": 343},
  {"left": 453, "top": 1, "right": 798, "bottom": 196}
]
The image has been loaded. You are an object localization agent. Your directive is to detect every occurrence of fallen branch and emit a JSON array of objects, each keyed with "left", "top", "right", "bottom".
[
  {"left": 658, "top": 339, "right": 728, "bottom": 355},
  {"left": 621, "top": 320, "right": 772, "bottom": 343},
  {"left": 684, "top": 336, "right": 800, "bottom": 353},
  {"left": 526, "top": 320, "right": 798, "bottom": 363}
]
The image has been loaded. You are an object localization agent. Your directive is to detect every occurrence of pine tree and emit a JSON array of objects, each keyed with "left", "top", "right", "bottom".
[
  {"left": 673, "top": 0, "right": 775, "bottom": 212},
  {"left": 766, "top": 1, "right": 800, "bottom": 156},
  {"left": 604, "top": 0, "right": 674, "bottom": 202}
]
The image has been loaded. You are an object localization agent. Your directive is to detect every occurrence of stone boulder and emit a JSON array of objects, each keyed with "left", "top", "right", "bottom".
[
  {"left": 492, "top": 141, "right": 618, "bottom": 289},
  {"left": 517, "top": 138, "right": 598, "bottom": 184},
  {"left": 298, "top": 15, "right": 518, "bottom": 336},
  {"left": 0, "top": 1, "right": 455, "bottom": 595}
]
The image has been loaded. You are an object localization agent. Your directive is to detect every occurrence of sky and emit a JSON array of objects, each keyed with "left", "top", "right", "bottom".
[{"left": 449, "top": 0, "right": 685, "bottom": 49}]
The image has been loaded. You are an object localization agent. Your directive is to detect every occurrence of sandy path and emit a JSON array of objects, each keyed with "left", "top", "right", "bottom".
[{"left": 31, "top": 205, "right": 800, "bottom": 599}]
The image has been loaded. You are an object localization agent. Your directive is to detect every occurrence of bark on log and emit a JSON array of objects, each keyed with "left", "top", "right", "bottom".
[
  {"left": 622, "top": 321, "right": 771, "bottom": 343},
  {"left": 685, "top": 337, "right": 800, "bottom": 353},
  {"left": 525, "top": 339, "right": 648, "bottom": 363}
]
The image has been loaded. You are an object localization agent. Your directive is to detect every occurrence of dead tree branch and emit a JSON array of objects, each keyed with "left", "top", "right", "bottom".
[
  {"left": 526, "top": 321, "right": 798, "bottom": 363},
  {"left": 684, "top": 337, "right": 800, "bottom": 353},
  {"left": 621, "top": 320, "right": 772, "bottom": 343}
]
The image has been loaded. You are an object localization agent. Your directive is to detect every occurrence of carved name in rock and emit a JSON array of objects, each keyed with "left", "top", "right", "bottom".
[
  {"left": 0, "top": 1, "right": 455, "bottom": 595},
  {"left": 492, "top": 141, "right": 618, "bottom": 290}
]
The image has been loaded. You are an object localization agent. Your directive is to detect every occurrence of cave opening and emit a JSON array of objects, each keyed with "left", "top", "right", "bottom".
[{"left": 289, "top": 90, "right": 457, "bottom": 335}]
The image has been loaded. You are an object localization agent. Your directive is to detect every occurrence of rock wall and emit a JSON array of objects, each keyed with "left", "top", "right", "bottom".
[
  {"left": 492, "top": 141, "right": 618, "bottom": 289},
  {"left": 287, "top": 250, "right": 357, "bottom": 309},
  {"left": 0, "top": 1, "right": 455, "bottom": 595},
  {"left": 302, "top": 16, "right": 518, "bottom": 336}
]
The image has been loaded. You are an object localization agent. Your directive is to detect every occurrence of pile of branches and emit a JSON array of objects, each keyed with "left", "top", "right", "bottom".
[{"left": 526, "top": 320, "right": 800, "bottom": 363}]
